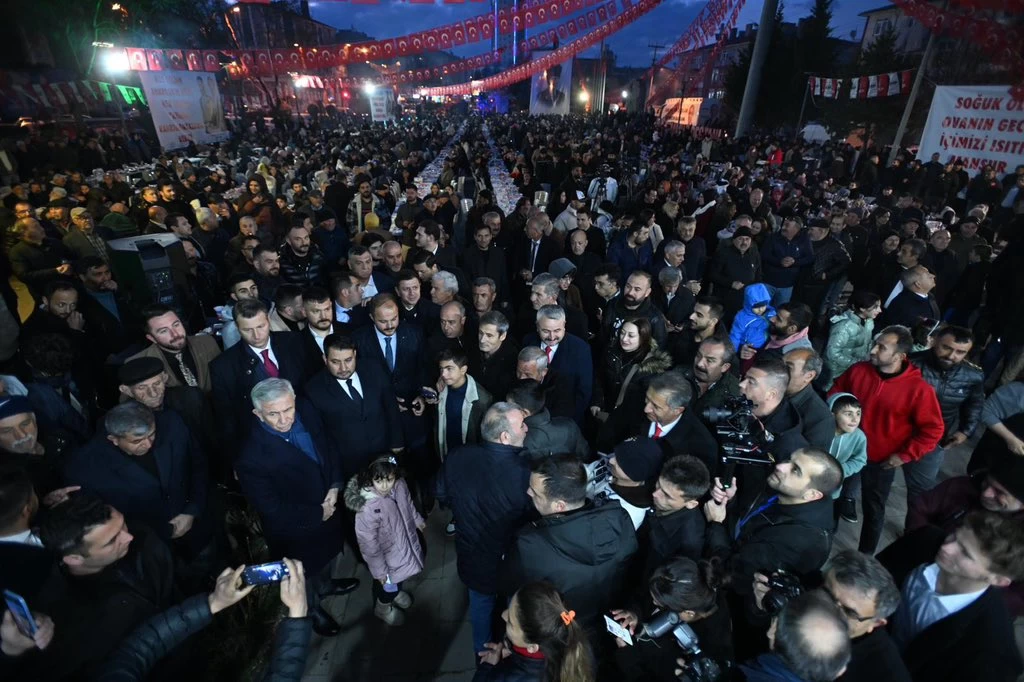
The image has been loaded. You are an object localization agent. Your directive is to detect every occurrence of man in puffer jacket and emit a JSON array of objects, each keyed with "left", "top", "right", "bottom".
[
  {"left": 94, "top": 561, "right": 311, "bottom": 682},
  {"left": 905, "top": 324, "right": 985, "bottom": 509}
]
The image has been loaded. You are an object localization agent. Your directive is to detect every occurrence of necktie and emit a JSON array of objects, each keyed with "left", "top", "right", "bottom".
[
  {"left": 260, "top": 349, "right": 279, "bottom": 378},
  {"left": 175, "top": 352, "right": 199, "bottom": 387},
  {"left": 385, "top": 336, "right": 395, "bottom": 372},
  {"left": 530, "top": 241, "right": 539, "bottom": 271},
  {"left": 544, "top": 345, "right": 553, "bottom": 364},
  {"left": 653, "top": 424, "right": 663, "bottom": 439},
  {"left": 346, "top": 378, "right": 363, "bottom": 403}
]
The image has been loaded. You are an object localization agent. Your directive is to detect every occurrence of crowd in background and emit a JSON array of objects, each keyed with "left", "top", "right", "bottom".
[{"left": 1, "top": 107, "right": 1024, "bottom": 682}]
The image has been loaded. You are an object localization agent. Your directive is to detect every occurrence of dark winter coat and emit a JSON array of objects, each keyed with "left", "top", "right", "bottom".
[
  {"left": 909, "top": 350, "right": 985, "bottom": 438},
  {"left": 522, "top": 408, "right": 589, "bottom": 460},
  {"left": 761, "top": 231, "right": 814, "bottom": 289},
  {"left": 710, "top": 244, "right": 762, "bottom": 316},
  {"left": 499, "top": 501, "right": 638, "bottom": 629}
]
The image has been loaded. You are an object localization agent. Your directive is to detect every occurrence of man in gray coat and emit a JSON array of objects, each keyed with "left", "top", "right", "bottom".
[{"left": 507, "top": 380, "right": 588, "bottom": 460}]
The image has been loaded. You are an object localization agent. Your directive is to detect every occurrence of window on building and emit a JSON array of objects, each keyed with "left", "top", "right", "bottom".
[{"left": 873, "top": 18, "right": 893, "bottom": 37}]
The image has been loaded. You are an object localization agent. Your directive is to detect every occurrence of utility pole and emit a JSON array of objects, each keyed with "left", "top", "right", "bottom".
[
  {"left": 734, "top": 0, "right": 779, "bottom": 138},
  {"left": 888, "top": 2, "right": 945, "bottom": 166},
  {"left": 796, "top": 76, "right": 810, "bottom": 133},
  {"left": 598, "top": 39, "right": 608, "bottom": 115},
  {"left": 646, "top": 42, "right": 666, "bottom": 110}
]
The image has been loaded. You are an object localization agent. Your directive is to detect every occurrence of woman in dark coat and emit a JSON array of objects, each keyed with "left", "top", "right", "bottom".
[
  {"left": 591, "top": 318, "right": 672, "bottom": 452},
  {"left": 235, "top": 175, "right": 284, "bottom": 240}
]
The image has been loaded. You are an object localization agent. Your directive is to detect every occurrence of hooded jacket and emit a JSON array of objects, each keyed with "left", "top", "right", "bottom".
[
  {"left": 826, "top": 393, "right": 868, "bottom": 497},
  {"left": 829, "top": 361, "right": 944, "bottom": 464},
  {"left": 499, "top": 501, "right": 638, "bottom": 629},
  {"left": 730, "top": 283, "right": 775, "bottom": 351},
  {"left": 344, "top": 477, "right": 424, "bottom": 584},
  {"left": 824, "top": 309, "right": 874, "bottom": 388}
]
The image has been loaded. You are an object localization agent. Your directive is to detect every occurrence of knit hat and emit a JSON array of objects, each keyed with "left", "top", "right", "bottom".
[
  {"left": 902, "top": 208, "right": 925, "bottom": 225},
  {"left": 988, "top": 447, "right": 1024, "bottom": 504},
  {"left": 548, "top": 258, "right": 577, "bottom": 279},
  {"left": 118, "top": 357, "right": 165, "bottom": 386},
  {"left": 731, "top": 226, "right": 753, "bottom": 240},
  {"left": 0, "top": 395, "right": 33, "bottom": 422},
  {"left": 612, "top": 437, "right": 664, "bottom": 483}
]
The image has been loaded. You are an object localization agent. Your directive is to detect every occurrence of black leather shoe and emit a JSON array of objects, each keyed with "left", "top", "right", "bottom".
[
  {"left": 321, "top": 577, "right": 360, "bottom": 597},
  {"left": 311, "top": 606, "right": 342, "bottom": 637}
]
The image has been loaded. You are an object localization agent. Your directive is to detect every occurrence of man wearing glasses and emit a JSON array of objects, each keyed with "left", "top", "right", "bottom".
[{"left": 754, "top": 550, "right": 910, "bottom": 682}]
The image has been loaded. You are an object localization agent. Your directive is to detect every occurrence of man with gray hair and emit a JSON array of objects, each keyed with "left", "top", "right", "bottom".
[
  {"left": 524, "top": 304, "right": 593, "bottom": 426},
  {"left": 439, "top": 401, "right": 532, "bottom": 655},
  {"left": 516, "top": 346, "right": 575, "bottom": 419},
  {"left": 62, "top": 400, "right": 216, "bottom": 582},
  {"left": 784, "top": 348, "right": 836, "bottom": 450},
  {"left": 235, "top": 377, "right": 358, "bottom": 636},
  {"left": 654, "top": 265, "right": 695, "bottom": 331},
  {"left": 430, "top": 270, "right": 459, "bottom": 306},
  {"left": 192, "top": 206, "right": 230, "bottom": 266},
  {"left": 516, "top": 271, "right": 588, "bottom": 340}
]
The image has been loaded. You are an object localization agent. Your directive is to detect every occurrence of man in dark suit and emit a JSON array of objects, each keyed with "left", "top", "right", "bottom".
[
  {"left": 348, "top": 244, "right": 394, "bottom": 299},
  {"left": 653, "top": 266, "right": 696, "bottom": 332},
  {"left": 62, "top": 402, "right": 217, "bottom": 587},
  {"left": 353, "top": 294, "right": 430, "bottom": 472},
  {"left": 878, "top": 511, "right": 1024, "bottom": 682},
  {"left": 305, "top": 334, "right": 403, "bottom": 480},
  {"left": 462, "top": 219, "right": 509, "bottom": 303},
  {"left": 879, "top": 265, "right": 940, "bottom": 329},
  {"left": 638, "top": 370, "right": 719, "bottom": 474},
  {"left": 515, "top": 346, "right": 575, "bottom": 421},
  {"left": 330, "top": 271, "right": 370, "bottom": 334},
  {"left": 513, "top": 213, "right": 559, "bottom": 296},
  {"left": 298, "top": 286, "right": 338, "bottom": 365},
  {"left": 209, "top": 299, "right": 312, "bottom": 458},
  {"left": 406, "top": 220, "right": 456, "bottom": 270},
  {"left": 395, "top": 268, "right": 441, "bottom": 335},
  {"left": 522, "top": 305, "right": 592, "bottom": 426},
  {"left": 235, "top": 377, "right": 358, "bottom": 636}
]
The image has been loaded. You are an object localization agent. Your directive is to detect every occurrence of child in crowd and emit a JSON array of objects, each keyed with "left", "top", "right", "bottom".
[
  {"left": 828, "top": 393, "right": 868, "bottom": 525},
  {"left": 730, "top": 283, "right": 775, "bottom": 372},
  {"left": 344, "top": 456, "right": 425, "bottom": 626}
]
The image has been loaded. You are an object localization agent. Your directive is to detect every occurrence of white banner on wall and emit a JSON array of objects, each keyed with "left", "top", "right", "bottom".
[
  {"left": 917, "top": 84, "right": 1024, "bottom": 177},
  {"left": 369, "top": 88, "right": 397, "bottom": 123},
  {"left": 138, "top": 71, "right": 229, "bottom": 151},
  {"left": 529, "top": 54, "right": 573, "bottom": 116}
]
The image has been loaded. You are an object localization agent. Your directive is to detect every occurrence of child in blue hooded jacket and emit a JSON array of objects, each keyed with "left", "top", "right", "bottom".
[{"left": 729, "top": 283, "right": 775, "bottom": 355}]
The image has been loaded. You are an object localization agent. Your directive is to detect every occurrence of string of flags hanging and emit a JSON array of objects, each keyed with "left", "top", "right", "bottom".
[
  {"left": 808, "top": 70, "right": 914, "bottom": 100},
  {"left": 0, "top": 78, "right": 146, "bottom": 111}
]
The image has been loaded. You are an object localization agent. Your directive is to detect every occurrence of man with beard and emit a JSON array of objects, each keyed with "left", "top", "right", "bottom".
[
  {"left": 462, "top": 218, "right": 509, "bottom": 303},
  {"left": 278, "top": 223, "right": 326, "bottom": 288},
  {"left": 348, "top": 244, "right": 393, "bottom": 300},
  {"left": 903, "top": 325, "right": 984, "bottom": 508},
  {"left": 345, "top": 177, "right": 384, "bottom": 236},
  {"left": 128, "top": 306, "right": 221, "bottom": 394},
  {"left": 395, "top": 184, "right": 422, "bottom": 245},
  {"left": 793, "top": 218, "right": 851, "bottom": 319},
  {"left": 298, "top": 286, "right": 337, "bottom": 362},
  {"left": 600, "top": 270, "right": 668, "bottom": 349},
  {"left": 470, "top": 311, "right": 519, "bottom": 403},
  {"left": 395, "top": 269, "right": 440, "bottom": 333},
  {"left": 251, "top": 244, "right": 282, "bottom": 308},
  {"left": 380, "top": 240, "right": 406, "bottom": 278},
  {"left": 21, "top": 280, "right": 87, "bottom": 348},
  {"left": 745, "top": 301, "right": 814, "bottom": 365},
  {"left": 156, "top": 179, "right": 196, "bottom": 225},
  {"left": 684, "top": 335, "right": 741, "bottom": 422},
  {"left": 669, "top": 296, "right": 724, "bottom": 368},
  {"left": 408, "top": 220, "right": 457, "bottom": 270},
  {"left": 709, "top": 226, "right": 761, "bottom": 321}
]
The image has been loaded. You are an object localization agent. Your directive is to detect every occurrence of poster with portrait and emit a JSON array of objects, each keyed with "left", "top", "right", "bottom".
[
  {"left": 369, "top": 88, "right": 397, "bottom": 123},
  {"left": 138, "top": 71, "right": 229, "bottom": 150},
  {"left": 529, "top": 53, "right": 572, "bottom": 116}
]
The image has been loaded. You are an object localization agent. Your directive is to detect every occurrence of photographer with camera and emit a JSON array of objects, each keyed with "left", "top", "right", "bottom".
[
  {"left": 610, "top": 557, "right": 733, "bottom": 682},
  {"left": 752, "top": 551, "right": 909, "bottom": 682},
  {"left": 703, "top": 446, "right": 842, "bottom": 653}
]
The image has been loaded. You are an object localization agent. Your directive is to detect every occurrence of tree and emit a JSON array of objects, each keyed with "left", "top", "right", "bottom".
[{"left": 858, "top": 24, "right": 909, "bottom": 73}]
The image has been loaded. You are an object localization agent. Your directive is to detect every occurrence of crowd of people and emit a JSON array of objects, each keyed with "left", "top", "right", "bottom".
[{"left": 0, "top": 106, "right": 1023, "bottom": 682}]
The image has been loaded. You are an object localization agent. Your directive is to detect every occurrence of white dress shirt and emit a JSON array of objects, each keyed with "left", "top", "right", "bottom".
[
  {"left": 249, "top": 343, "right": 278, "bottom": 367},
  {"left": 648, "top": 414, "right": 682, "bottom": 439},
  {"left": 337, "top": 372, "right": 364, "bottom": 399}
]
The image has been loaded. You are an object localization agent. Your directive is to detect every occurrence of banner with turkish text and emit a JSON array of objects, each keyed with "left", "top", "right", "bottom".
[{"left": 138, "top": 71, "right": 229, "bottom": 150}]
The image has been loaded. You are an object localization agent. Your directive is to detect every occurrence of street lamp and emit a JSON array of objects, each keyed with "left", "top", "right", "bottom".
[
  {"left": 621, "top": 90, "right": 629, "bottom": 99},
  {"left": 363, "top": 82, "right": 377, "bottom": 95},
  {"left": 102, "top": 48, "right": 130, "bottom": 73},
  {"left": 578, "top": 90, "right": 589, "bottom": 103}
]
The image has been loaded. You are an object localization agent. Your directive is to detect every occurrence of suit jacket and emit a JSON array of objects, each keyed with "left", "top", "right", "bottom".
[
  {"left": 461, "top": 246, "right": 509, "bottom": 301},
  {"left": 128, "top": 336, "right": 221, "bottom": 394},
  {"left": 235, "top": 399, "right": 344, "bottom": 573},
  {"left": 514, "top": 236, "right": 559, "bottom": 276},
  {"left": 399, "top": 299, "right": 441, "bottom": 337},
  {"left": 352, "top": 323, "right": 426, "bottom": 401},
  {"left": 63, "top": 409, "right": 210, "bottom": 549},
  {"left": 516, "top": 302, "right": 588, "bottom": 342},
  {"left": 268, "top": 306, "right": 306, "bottom": 333},
  {"left": 654, "top": 287, "right": 696, "bottom": 328},
  {"left": 303, "top": 366, "right": 403, "bottom": 479},
  {"left": 878, "top": 525, "right": 1023, "bottom": 682},
  {"left": 643, "top": 410, "right": 719, "bottom": 474},
  {"left": 210, "top": 332, "right": 312, "bottom": 456},
  {"left": 879, "top": 290, "right": 941, "bottom": 329},
  {"left": 523, "top": 332, "right": 593, "bottom": 425}
]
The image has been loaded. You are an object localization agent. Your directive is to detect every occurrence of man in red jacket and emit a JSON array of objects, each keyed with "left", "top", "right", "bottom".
[{"left": 830, "top": 325, "right": 944, "bottom": 553}]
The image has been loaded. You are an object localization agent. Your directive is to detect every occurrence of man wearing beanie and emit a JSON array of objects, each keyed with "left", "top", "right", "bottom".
[
  {"left": 0, "top": 394, "right": 73, "bottom": 497},
  {"left": 906, "top": 443, "right": 1024, "bottom": 616},
  {"left": 586, "top": 437, "right": 664, "bottom": 530},
  {"left": 708, "top": 224, "right": 762, "bottom": 322}
]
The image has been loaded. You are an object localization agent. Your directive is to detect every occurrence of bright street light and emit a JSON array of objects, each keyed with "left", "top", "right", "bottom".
[
  {"left": 622, "top": 90, "right": 629, "bottom": 98},
  {"left": 363, "top": 82, "right": 377, "bottom": 95},
  {"left": 102, "top": 49, "right": 130, "bottom": 73},
  {"left": 578, "top": 91, "right": 589, "bottom": 103}
]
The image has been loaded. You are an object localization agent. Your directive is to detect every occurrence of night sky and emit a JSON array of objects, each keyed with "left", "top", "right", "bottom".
[{"left": 309, "top": 0, "right": 877, "bottom": 67}]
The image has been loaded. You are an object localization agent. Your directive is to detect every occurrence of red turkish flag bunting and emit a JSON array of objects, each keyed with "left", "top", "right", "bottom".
[
  {"left": 596, "top": 5, "right": 608, "bottom": 21},
  {"left": 126, "top": 48, "right": 148, "bottom": 71},
  {"left": 240, "top": 52, "right": 255, "bottom": 75},
  {"left": 439, "top": 28, "right": 453, "bottom": 49},
  {"left": 185, "top": 50, "right": 202, "bottom": 71},
  {"left": 381, "top": 39, "right": 397, "bottom": 58},
  {"left": 522, "top": 7, "right": 536, "bottom": 27},
  {"left": 900, "top": 70, "right": 911, "bottom": 93},
  {"left": 319, "top": 49, "right": 336, "bottom": 69},
  {"left": 586, "top": 10, "right": 597, "bottom": 26},
  {"left": 466, "top": 20, "right": 480, "bottom": 42},
  {"left": 453, "top": 24, "right": 466, "bottom": 45},
  {"left": 396, "top": 37, "right": 411, "bottom": 56},
  {"left": 480, "top": 17, "right": 494, "bottom": 40},
  {"left": 146, "top": 49, "right": 164, "bottom": 71},
  {"left": 203, "top": 51, "right": 221, "bottom": 72},
  {"left": 256, "top": 51, "right": 273, "bottom": 75},
  {"left": 424, "top": 30, "right": 439, "bottom": 50},
  {"left": 165, "top": 50, "right": 186, "bottom": 70},
  {"left": 558, "top": 24, "right": 569, "bottom": 40}
]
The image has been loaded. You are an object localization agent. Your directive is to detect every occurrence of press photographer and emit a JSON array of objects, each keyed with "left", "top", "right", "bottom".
[
  {"left": 610, "top": 557, "right": 733, "bottom": 682},
  {"left": 752, "top": 551, "right": 910, "bottom": 682}
]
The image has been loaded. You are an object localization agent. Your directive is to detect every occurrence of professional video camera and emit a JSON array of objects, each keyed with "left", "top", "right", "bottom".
[
  {"left": 761, "top": 570, "right": 804, "bottom": 616},
  {"left": 640, "top": 611, "right": 725, "bottom": 682},
  {"left": 703, "top": 396, "right": 775, "bottom": 468}
]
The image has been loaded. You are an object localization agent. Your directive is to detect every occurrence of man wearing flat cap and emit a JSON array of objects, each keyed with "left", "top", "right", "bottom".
[{"left": 0, "top": 395, "right": 73, "bottom": 498}]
